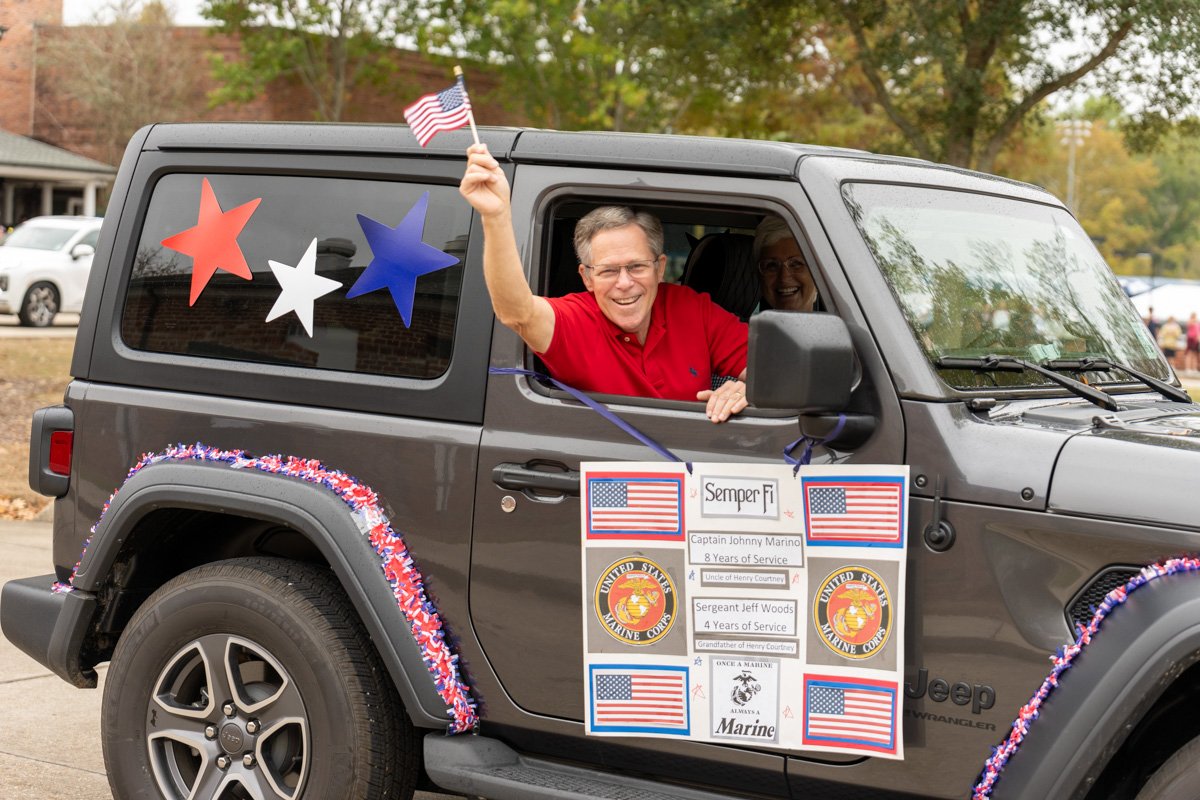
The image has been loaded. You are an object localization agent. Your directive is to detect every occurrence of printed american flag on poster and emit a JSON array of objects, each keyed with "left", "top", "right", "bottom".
[
  {"left": 802, "top": 476, "right": 905, "bottom": 547},
  {"left": 403, "top": 82, "right": 472, "bottom": 146},
  {"left": 802, "top": 677, "right": 897, "bottom": 754},
  {"left": 587, "top": 474, "right": 684, "bottom": 539},
  {"left": 589, "top": 665, "right": 689, "bottom": 734}
]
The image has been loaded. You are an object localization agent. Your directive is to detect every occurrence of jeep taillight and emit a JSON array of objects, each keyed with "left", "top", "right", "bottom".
[
  {"left": 30, "top": 405, "right": 74, "bottom": 497},
  {"left": 48, "top": 431, "right": 72, "bottom": 475}
]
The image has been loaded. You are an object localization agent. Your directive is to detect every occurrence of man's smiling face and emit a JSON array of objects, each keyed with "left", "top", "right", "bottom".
[{"left": 578, "top": 224, "right": 667, "bottom": 344}]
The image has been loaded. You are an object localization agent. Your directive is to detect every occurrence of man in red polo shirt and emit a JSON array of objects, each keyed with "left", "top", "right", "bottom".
[{"left": 460, "top": 143, "right": 749, "bottom": 423}]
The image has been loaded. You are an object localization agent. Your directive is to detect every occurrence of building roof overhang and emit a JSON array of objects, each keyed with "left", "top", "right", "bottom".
[{"left": 0, "top": 129, "right": 116, "bottom": 184}]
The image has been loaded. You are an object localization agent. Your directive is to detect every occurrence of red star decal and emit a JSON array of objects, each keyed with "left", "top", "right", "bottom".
[{"left": 161, "top": 178, "right": 262, "bottom": 305}]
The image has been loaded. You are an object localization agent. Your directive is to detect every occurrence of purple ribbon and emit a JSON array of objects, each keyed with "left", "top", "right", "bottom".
[
  {"left": 489, "top": 367, "right": 689, "bottom": 470},
  {"left": 782, "top": 413, "right": 847, "bottom": 473}
]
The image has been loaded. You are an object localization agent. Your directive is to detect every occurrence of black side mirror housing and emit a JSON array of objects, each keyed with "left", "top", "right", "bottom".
[
  {"left": 747, "top": 311, "right": 856, "bottom": 411},
  {"left": 747, "top": 311, "right": 875, "bottom": 449}
]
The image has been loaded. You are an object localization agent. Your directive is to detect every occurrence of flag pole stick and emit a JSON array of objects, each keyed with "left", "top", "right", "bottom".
[{"left": 454, "top": 65, "right": 481, "bottom": 146}]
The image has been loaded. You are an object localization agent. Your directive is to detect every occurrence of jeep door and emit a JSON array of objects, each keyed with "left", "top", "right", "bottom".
[{"left": 466, "top": 152, "right": 905, "bottom": 794}]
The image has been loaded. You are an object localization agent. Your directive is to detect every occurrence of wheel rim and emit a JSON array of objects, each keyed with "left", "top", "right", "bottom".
[
  {"left": 147, "top": 634, "right": 309, "bottom": 800},
  {"left": 25, "top": 285, "right": 57, "bottom": 326}
]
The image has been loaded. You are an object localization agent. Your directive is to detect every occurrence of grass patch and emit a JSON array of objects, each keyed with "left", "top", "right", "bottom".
[{"left": 0, "top": 337, "right": 73, "bottom": 518}]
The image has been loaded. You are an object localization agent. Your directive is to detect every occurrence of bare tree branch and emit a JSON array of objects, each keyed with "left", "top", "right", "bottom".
[
  {"left": 978, "top": 18, "right": 1135, "bottom": 170},
  {"left": 838, "top": 5, "right": 937, "bottom": 161}
]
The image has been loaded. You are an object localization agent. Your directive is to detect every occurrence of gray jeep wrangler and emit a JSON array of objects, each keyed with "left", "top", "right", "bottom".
[{"left": 4, "top": 122, "right": 1200, "bottom": 800}]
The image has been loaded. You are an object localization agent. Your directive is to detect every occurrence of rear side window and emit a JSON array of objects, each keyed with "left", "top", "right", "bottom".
[{"left": 120, "top": 173, "right": 470, "bottom": 380}]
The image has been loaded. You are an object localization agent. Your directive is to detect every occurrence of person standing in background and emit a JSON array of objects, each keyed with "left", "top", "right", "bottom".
[
  {"left": 1146, "top": 306, "right": 1161, "bottom": 341},
  {"left": 1158, "top": 315, "right": 1183, "bottom": 369}
]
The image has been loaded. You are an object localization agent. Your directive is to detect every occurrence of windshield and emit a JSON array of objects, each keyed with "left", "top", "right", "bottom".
[
  {"left": 3, "top": 224, "right": 75, "bottom": 251},
  {"left": 843, "top": 183, "right": 1168, "bottom": 389}
]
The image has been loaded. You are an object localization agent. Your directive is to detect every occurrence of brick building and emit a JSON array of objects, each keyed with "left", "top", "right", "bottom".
[
  {"left": 0, "top": 0, "right": 520, "bottom": 226},
  {"left": 0, "top": 0, "right": 116, "bottom": 225}
]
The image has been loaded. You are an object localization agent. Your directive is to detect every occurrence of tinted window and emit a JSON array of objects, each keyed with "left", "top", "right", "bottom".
[{"left": 121, "top": 174, "right": 469, "bottom": 379}]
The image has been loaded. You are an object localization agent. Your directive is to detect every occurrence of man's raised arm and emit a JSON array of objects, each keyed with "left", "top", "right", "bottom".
[{"left": 459, "top": 143, "right": 555, "bottom": 354}]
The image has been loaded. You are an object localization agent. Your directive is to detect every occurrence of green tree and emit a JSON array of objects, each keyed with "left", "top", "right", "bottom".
[
  {"left": 416, "top": 0, "right": 789, "bottom": 132},
  {"left": 415, "top": 0, "right": 1200, "bottom": 172},
  {"left": 810, "top": 0, "right": 1200, "bottom": 170},
  {"left": 674, "top": 23, "right": 893, "bottom": 149},
  {"left": 203, "top": 0, "right": 400, "bottom": 121},
  {"left": 996, "top": 103, "right": 1200, "bottom": 280},
  {"left": 997, "top": 111, "right": 1160, "bottom": 273},
  {"left": 1145, "top": 135, "right": 1200, "bottom": 277}
]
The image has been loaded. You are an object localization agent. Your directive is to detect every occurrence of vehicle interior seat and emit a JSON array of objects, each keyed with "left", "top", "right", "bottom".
[
  {"left": 545, "top": 220, "right": 583, "bottom": 299},
  {"left": 681, "top": 232, "right": 760, "bottom": 321}
]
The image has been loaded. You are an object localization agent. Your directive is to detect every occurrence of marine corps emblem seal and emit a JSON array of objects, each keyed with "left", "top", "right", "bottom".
[
  {"left": 813, "top": 565, "right": 892, "bottom": 659},
  {"left": 594, "top": 556, "right": 677, "bottom": 645}
]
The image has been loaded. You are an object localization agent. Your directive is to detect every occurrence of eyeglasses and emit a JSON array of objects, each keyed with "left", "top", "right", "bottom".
[
  {"left": 584, "top": 260, "right": 657, "bottom": 282},
  {"left": 757, "top": 257, "right": 810, "bottom": 276}
]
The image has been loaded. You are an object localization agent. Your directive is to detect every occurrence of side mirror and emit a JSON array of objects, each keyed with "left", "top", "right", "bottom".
[
  {"left": 747, "top": 311, "right": 856, "bottom": 411},
  {"left": 747, "top": 311, "right": 875, "bottom": 448},
  {"left": 70, "top": 243, "right": 95, "bottom": 260}
]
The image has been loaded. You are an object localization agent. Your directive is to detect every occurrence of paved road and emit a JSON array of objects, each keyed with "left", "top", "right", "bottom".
[
  {"left": 0, "top": 519, "right": 465, "bottom": 800},
  {"left": 0, "top": 313, "right": 79, "bottom": 337},
  {"left": 0, "top": 520, "right": 110, "bottom": 798}
]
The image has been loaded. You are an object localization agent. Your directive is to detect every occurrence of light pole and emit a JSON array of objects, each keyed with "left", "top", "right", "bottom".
[
  {"left": 1139, "top": 251, "right": 1160, "bottom": 297},
  {"left": 1056, "top": 119, "right": 1092, "bottom": 212}
]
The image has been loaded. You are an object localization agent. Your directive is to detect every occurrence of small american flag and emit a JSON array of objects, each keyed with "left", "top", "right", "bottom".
[
  {"left": 804, "top": 478, "right": 904, "bottom": 545},
  {"left": 403, "top": 81, "right": 472, "bottom": 146},
  {"left": 588, "top": 475, "right": 682, "bottom": 536},
  {"left": 804, "top": 678, "right": 896, "bottom": 752},
  {"left": 590, "top": 666, "right": 688, "bottom": 733}
]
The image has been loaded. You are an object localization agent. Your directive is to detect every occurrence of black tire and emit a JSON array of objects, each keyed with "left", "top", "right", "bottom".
[
  {"left": 101, "top": 557, "right": 417, "bottom": 800},
  {"left": 1135, "top": 733, "right": 1200, "bottom": 799},
  {"left": 17, "top": 281, "right": 58, "bottom": 327}
]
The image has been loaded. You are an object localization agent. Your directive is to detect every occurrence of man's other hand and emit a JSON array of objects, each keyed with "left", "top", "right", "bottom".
[{"left": 697, "top": 379, "right": 748, "bottom": 424}]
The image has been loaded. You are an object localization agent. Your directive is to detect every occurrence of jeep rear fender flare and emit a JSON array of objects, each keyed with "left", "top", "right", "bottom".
[
  {"left": 71, "top": 459, "right": 453, "bottom": 729},
  {"left": 992, "top": 571, "right": 1200, "bottom": 799}
]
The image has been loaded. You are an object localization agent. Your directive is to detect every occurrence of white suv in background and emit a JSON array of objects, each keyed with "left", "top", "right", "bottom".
[{"left": 0, "top": 215, "right": 102, "bottom": 326}]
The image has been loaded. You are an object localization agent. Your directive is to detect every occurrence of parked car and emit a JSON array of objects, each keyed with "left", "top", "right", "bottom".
[
  {"left": 4, "top": 123, "right": 1200, "bottom": 800},
  {"left": 0, "top": 215, "right": 101, "bottom": 326}
]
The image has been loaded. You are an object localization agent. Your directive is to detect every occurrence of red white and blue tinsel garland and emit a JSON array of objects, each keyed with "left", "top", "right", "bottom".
[
  {"left": 972, "top": 556, "right": 1200, "bottom": 799},
  {"left": 51, "top": 442, "right": 478, "bottom": 734}
]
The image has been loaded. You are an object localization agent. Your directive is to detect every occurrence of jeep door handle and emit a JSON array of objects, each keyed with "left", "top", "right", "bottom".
[{"left": 492, "top": 461, "right": 580, "bottom": 497}]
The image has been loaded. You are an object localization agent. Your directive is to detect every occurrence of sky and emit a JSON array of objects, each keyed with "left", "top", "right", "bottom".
[{"left": 62, "top": 0, "right": 210, "bottom": 26}]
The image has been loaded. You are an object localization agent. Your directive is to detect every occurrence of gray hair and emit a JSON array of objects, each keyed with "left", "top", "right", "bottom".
[
  {"left": 573, "top": 206, "right": 664, "bottom": 265},
  {"left": 754, "top": 215, "right": 794, "bottom": 260}
]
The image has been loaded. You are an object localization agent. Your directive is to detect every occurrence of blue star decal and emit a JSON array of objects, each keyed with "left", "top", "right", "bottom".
[{"left": 346, "top": 192, "right": 459, "bottom": 326}]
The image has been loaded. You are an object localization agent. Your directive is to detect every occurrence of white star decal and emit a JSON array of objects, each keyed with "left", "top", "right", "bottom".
[{"left": 265, "top": 238, "right": 343, "bottom": 337}]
